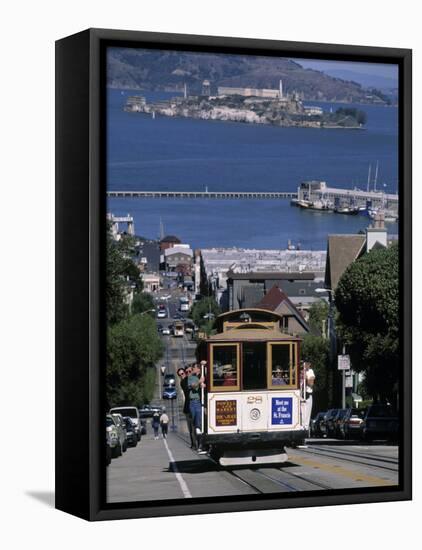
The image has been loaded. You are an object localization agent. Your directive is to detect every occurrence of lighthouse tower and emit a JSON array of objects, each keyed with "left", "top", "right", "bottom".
[{"left": 279, "top": 79, "right": 283, "bottom": 99}]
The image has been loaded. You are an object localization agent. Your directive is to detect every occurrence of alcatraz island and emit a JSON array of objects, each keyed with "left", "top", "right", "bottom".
[{"left": 124, "top": 79, "right": 367, "bottom": 129}]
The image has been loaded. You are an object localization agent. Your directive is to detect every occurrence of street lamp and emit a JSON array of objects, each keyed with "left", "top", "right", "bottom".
[{"left": 139, "top": 308, "right": 156, "bottom": 316}]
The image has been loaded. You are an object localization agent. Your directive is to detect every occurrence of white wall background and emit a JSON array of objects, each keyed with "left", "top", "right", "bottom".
[{"left": 0, "top": 0, "right": 419, "bottom": 547}]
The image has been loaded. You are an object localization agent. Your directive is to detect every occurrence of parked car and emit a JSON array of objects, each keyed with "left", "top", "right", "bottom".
[
  {"left": 322, "top": 409, "right": 340, "bottom": 437},
  {"left": 140, "top": 419, "right": 147, "bottom": 435},
  {"left": 332, "top": 409, "right": 348, "bottom": 438},
  {"left": 360, "top": 405, "right": 399, "bottom": 441},
  {"left": 139, "top": 405, "right": 153, "bottom": 418},
  {"left": 106, "top": 414, "right": 120, "bottom": 459},
  {"left": 310, "top": 412, "right": 326, "bottom": 438},
  {"left": 163, "top": 386, "right": 177, "bottom": 399},
  {"left": 340, "top": 408, "right": 366, "bottom": 440},
  {"left": 110, "top": 413, "right": 128, "bottom": 452},
  {"left": 110, "top": 406, "right": 142, "bottom": 441},
  {"left": 123, "top": 417, "right": 138, "bottom": 447}
]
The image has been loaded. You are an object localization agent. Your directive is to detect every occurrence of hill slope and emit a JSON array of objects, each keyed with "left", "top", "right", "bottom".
[{"left": 107, "top": 48, "right": 387, "bottom": 104}]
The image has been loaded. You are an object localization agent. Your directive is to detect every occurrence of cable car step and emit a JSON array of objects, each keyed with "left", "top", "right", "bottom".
[{"left": 219, "top": 449, "right": 288, "bottom": 467}]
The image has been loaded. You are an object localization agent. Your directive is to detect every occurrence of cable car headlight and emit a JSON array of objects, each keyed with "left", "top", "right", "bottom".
[{"left": 250, "top": 408, "right": 261, "bottom": 421}]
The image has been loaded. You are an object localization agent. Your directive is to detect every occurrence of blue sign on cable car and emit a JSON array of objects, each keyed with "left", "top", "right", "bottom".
[{"left": 271, "top": 397, "right": 293, "bottom": 425}]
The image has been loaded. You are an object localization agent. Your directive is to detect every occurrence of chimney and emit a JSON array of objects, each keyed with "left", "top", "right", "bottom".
[{"left": 366, "top": 211, "right": 387, "bottom": 251}]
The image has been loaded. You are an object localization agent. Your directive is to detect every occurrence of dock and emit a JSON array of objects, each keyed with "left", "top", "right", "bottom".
[{"left": 107, "top": 190, "right": 298, "bottom": 199}]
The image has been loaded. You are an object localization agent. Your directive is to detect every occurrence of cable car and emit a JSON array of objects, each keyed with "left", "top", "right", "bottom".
[
  {"left": 197, "top": 308, "right": 307, "bottom": 466},
  {"left": 173, "top": 320, "right": 185, "bottom": 337}
]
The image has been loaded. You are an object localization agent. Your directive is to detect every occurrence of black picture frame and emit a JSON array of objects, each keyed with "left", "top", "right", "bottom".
[{"left": 55, "top": 28, "right": 412, "bottom": 521}]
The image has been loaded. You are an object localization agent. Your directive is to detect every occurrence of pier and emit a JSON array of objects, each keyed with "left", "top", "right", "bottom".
[
  {"left": 297, "top": 181, "right": 399, "bottom": 210},
  {"left": 107, "top": 182, "right": 399, "bottom": 210},
  {"left": 107, "top": 190, "right": 298, "bottom": 199}
]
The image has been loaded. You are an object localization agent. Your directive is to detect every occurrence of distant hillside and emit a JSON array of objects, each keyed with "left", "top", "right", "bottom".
[{"left": 107, "top": 48, "right": 388, "bottom": 104}]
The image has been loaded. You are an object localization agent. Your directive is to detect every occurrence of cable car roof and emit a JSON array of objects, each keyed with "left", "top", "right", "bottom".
[
  {"left": 215, "top": 308, "right": 285, "bottom": 330},
  {"left": 206, "top": 329, "right": 301, "bottom": 342}
]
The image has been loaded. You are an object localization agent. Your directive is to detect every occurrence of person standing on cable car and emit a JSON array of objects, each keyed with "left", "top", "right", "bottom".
[
  {"left": 188, "top": 363, "right": 206, "bottom": 454},
  {"left": 301, "top": 361, "right": 316, "bottom": 433}
]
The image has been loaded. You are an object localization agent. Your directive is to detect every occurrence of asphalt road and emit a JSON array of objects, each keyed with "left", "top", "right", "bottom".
[{"left": 107, "top": 430, "right": 399, "bottom": 502}]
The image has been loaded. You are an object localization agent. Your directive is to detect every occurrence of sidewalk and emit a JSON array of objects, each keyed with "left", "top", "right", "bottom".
[
  {"left": 107, "top": 424, "right": 208, "bottom": 503},
  {"left": 107, "top": 428, "right": 254, "bottom": 503}
]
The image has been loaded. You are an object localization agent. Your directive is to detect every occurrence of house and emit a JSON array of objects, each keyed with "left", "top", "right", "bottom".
[
  {"left": 255, "top": 285, "right": 310, "bottom": 335},
  {"left": 163, "top": 246, "right": 193, "bottom": 272},
  {"left": 159, "top": 235, "right": 181, "bottom": 251},
  {"left": 226, "top": 270, "right": 325, "bottom": 314},
  {"left": 325, "top": 213, "right": 388, "bottom": 290}
]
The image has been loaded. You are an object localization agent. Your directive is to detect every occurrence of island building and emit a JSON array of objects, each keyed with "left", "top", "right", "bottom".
[
  {"left": 304, "top": 105, "right": 324, "bottom": 116},
  {"left": 202, "top": 79, "right": 211, "bottom": 96},
  {"left": 217, "top": 79, "right": 286, "bottom": 100},
  {"left": 123, "top": 96, "right": 146, "bottom": 112}
]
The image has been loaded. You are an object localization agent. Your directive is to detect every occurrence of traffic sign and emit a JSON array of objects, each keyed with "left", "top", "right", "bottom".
[{"left": 338, "top": 354, "right": 351, "bottom": 370}]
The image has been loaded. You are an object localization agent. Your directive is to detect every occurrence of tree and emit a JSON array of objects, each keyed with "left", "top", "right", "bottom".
[
  {"left": 132, "top": 292, "right": 155, "bottom": 316},
  {"left": 106, "top": 314, "right": 164, "bottom": 407},
  {"left": 301, "top": 334, "right": 330, "bottom": 411},
  {"left": 308, "top": 300, "right": 329, "bottom": 335},
  {"left": 106, "top": 229, "right": 143, "bottom": 325},
  {"left": 190, "top": 297, "right": 221, "bottom": 332},
  {"left": 335, "top": 244, "right": 399, "bottom": 405}
]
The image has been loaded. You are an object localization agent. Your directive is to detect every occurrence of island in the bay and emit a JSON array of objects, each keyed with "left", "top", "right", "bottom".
[{"left": 123, "top": 80, "right": 367, "bottom": 129}]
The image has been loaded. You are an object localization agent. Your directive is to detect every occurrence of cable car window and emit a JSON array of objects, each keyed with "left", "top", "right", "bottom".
[
  {"left": 210, "top": 344, "right": 240, "bottom": 391},
  {"left": 243, "top": 343, "right": 267, "bottom": 390},
  {"left": 267, "top": 343, "right": 296, "bottom": 388}
]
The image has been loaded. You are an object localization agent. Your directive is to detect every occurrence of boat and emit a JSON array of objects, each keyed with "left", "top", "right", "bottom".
[
  {"left": 297, "top": 198, "right": 332, "bottom": 211},
  {"left": 334, "top": 205, "right": 359, "bottom": 215}
]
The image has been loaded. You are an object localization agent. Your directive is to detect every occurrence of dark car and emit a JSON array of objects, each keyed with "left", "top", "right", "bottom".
[
  {"left": 157, "top": 323, "right": 163, "bottom": 332},
  {"left": 360, "top": 405, "right": 399, "bottom": 441},
  {"left": 140, "top": 419, "right": 147, "bottom": 435},
  {"left": 332, "top": 409, "right": 348, "bottom": 438},
  {"left": 310, "top": 412, "right": 326, "bottom": 438},
  {"left": 321, "top": 409, "right": 340, "bottom": 438},
  {"left": 123, "top": 417, "right": 138, "bottom": 447},
  {"left": 139, "top": 405, "right": 153, "bottom": 418},
  {"left": 162, "top": 386, "right": 177, "bottom": 399},
  {"left": 339, "top": 408, "right": 366, "bottom": 440}
]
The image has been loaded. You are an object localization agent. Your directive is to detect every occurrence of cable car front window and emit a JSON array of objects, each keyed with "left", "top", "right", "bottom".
[{"left": 243, "top": 343, "right": 267, "bottom": 390}]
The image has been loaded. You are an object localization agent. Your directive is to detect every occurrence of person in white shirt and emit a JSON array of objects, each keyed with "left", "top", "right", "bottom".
[
  {"left": 159, "top": 408, "right": 170, "bottom": 439},
  {"left": 301, "top": 361, "right": 315, "bottom": 433}
]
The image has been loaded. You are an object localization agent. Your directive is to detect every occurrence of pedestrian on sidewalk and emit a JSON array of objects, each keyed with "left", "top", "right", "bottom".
[
  {"left": 160, "top": 408, "right": 170, "bottom": 439},
  {"left": 152, "top": 411, "right": 160, "bottom": 440}
]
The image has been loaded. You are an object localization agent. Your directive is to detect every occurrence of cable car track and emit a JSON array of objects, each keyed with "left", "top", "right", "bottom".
[
  {"left": 306, "top": 444, "right": 399, "bottom": 465},
  {"left": 296, "top": 446, "right": 399, "bottom": 473}
]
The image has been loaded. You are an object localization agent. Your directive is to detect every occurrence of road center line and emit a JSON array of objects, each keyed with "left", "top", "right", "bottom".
[{"left": 163, "top": 438, "right": 192, "bottom": 498}]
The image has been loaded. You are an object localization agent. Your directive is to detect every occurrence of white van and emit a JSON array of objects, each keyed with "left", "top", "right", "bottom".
[{"left": 109, "top": 406, "right": 141, "bottom": 441}]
